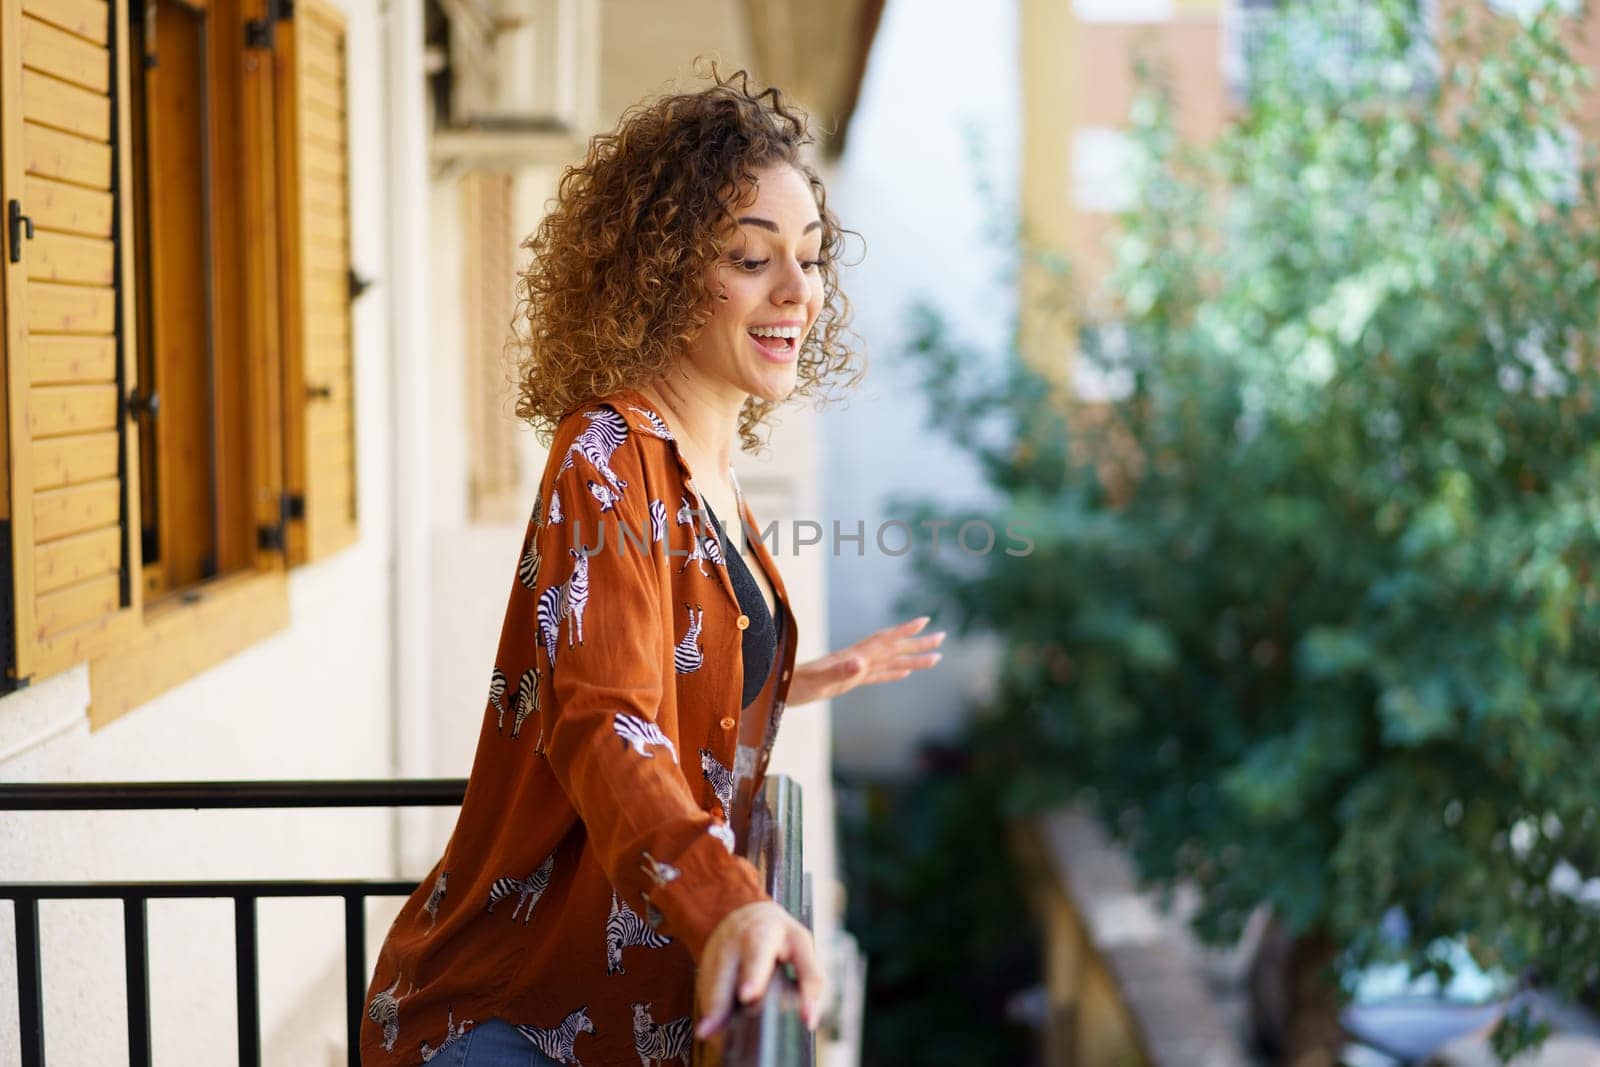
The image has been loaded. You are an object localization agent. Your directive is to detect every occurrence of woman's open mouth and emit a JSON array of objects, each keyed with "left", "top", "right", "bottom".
[{"left": 747, "top": 327, "right": 801, "bottom": 363}]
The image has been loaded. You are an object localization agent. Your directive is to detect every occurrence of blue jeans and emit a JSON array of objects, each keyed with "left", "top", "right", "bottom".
[{"left": 419, "top": 1018, "right": 562, "bottom": 1067}]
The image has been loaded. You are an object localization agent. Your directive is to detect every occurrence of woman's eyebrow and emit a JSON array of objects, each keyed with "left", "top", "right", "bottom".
[{"left": 736, "top": 216, "right": 823, "bottom": 234}]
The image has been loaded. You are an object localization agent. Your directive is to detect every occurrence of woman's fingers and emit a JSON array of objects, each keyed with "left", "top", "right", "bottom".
[
  {"left": 695, "top": 945, "right": 742, "bottom": 1038},
  {"left": 698, "top": 910, "right": 826, "bottom": 1038},
  {"left": 786, "top": 924, "right": 827, "bottom": 1027}
]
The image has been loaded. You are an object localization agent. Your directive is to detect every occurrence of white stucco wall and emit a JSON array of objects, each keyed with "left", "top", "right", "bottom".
[
  {"left": 824, "top": 0, "right": 1020, "bottom": 778},
  {"left": 0, "top": 1, "right": 418, "bottom": 1062}
]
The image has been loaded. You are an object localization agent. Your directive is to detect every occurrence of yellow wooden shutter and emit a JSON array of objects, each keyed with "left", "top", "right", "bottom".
[
  {"left": 463, "top": 171, "right": 523, "bottom": 522},
  {"left": 277, "top": 0, "right": 356, "bottom": 564},
  {"left": 1, "top": 0, "right": 141, "bottom": 682}
]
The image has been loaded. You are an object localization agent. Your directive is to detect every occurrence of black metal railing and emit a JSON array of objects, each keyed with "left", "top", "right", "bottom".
[
  {"left": 721, "top": 775, "right": 814, "bottom": 1066},
  {"left": 0, "top": 775, "right": 812, "bottom": 1067}
]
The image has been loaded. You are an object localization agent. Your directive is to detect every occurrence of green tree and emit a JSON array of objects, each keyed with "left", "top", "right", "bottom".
[{"left": 900, "top": 1, "right": 1600, "bottom": 1058}]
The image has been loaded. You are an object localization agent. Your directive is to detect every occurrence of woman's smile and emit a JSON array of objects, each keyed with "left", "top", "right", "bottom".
[{"left": 747, "top": 321, "right": 807, "bottom": 362}]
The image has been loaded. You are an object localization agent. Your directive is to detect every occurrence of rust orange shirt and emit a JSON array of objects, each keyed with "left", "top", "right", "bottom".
[{"left": 361, "top": 386, "right": 801, "bottom": 1067}]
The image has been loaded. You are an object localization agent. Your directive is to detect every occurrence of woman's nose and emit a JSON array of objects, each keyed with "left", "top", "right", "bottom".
[{"left": 772, "top": 259, "right": 807, "bottom": 304}]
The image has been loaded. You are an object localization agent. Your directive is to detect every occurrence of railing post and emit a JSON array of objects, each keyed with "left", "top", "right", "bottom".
[
  {"left": 125, "top": 895, "right": 153, "bottom": 1067},
  {"left": 235, "top": 894, "right": 261, "bottom": 1067},
  {"left": 719, "top": 775, "right": 814, "bottom": 1067},
  {"left": 345, "top": 893, "right": 367, "bottom": 1067},
  {"left": 15, "top": 892, "right": 44, "bottom": 1067}
]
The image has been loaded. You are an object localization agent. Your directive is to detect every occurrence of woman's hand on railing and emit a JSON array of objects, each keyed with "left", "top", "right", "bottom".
[{"left": 695, "top": 899, "right": 825, "bottom": 1040}]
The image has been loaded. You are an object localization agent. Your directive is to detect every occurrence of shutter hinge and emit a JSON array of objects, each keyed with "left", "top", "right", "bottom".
[
  {"left": 244, "top": 0, "right": 293, "bottom": 50},
  {"left": 9, "top": 200, "right": 35, "bottom": 264},
  {"left": 257, "top": 492, "right": 305, "bottom": 553},
  {"left": 348, "top": 268, "right": 374, "bottom": 301}
]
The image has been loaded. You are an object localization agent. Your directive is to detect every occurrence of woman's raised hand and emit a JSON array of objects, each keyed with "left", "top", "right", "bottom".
[
  {"left": 694, "top": 899, "right": 825, "bottom": 1039},
  {"left": 786, "top": 615, "right": 946, "bottom": 706}
]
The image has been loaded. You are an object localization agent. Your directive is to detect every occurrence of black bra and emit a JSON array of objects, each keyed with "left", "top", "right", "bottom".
[{"left": 703, "top": 500, "right": 779, "bottom": 708}]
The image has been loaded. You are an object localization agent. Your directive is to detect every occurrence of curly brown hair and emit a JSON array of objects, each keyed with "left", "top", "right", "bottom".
[{"left": 509, "top": 65, "right": 863, "bottom": 454}]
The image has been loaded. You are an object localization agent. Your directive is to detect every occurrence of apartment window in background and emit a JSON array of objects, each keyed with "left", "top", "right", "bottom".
[
  {"left": 1223, "top": 0, "right": 1438, "bottom": 100},
  {"left": 128, "top": 0, "right": 240, "bottom": 599},
  {"left": 0, "top": 0, "right": 359, "bottom": 716}
]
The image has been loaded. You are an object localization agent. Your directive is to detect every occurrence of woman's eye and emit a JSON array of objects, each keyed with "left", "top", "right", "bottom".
[
  {"left": 733, "top": 257, "right": 768, "bottom": 272},
  {"left": 802, "top": 259, "right": 824, "bottom": 272}
]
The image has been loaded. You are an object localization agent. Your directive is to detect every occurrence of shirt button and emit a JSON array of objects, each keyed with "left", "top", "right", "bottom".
[
  {"left": 720, "top": 717, "right": 736, "bottom": 730},
  {"left": 782, "top": 668, "right": 791, "bottom": 681},
  {"left": 736, "top": 614, "right": 749, "bottom": 630}
]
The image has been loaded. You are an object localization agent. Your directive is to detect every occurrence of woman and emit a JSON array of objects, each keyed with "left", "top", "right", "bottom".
[{"left": 359, "top": 68, "right": 944, "bottom": 1067}]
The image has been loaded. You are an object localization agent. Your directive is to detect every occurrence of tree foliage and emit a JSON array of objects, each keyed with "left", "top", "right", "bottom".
[{"left": 901, "top": 0, "right": 1600, "bottom": 1054}]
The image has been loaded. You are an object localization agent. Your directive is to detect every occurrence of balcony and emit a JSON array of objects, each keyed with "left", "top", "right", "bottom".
[{"left": 0, "top": 776, "right": 813, "bottom": 1067}]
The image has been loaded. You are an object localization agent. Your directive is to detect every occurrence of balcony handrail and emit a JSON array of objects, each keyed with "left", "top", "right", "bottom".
[{"left": 0, "top": 775, "right": 811, "bottom": 1067}]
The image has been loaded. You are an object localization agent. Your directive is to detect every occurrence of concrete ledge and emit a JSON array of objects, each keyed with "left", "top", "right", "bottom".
[{"left": 1023, "top": 807, "right": 1253, "bottom": 1067}]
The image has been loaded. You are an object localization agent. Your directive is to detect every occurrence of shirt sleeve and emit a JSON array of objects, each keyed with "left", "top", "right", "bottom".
[{"left": 530, "top": 419, "right": 769, "bottom": 963}]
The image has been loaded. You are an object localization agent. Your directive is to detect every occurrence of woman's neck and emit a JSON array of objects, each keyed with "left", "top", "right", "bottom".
[{"left": 636, "top": 374, "right": 741, "bottom": 480}]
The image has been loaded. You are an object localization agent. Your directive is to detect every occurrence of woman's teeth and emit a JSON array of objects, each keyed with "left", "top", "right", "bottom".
[{"left": 749, "top": 327, "right": 798, "bottom": 351}]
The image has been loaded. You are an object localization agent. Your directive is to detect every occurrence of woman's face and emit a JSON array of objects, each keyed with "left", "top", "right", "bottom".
[{"left": 682, "top": 163, "right": 825, "bottom": 405}]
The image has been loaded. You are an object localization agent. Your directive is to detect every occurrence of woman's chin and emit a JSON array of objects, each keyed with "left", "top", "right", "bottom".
[{"left": 750, "top": 370, "right": 798, "bottom": 404}]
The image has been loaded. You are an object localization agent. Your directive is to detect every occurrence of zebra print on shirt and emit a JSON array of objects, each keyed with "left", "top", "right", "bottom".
[
  {"left": 701, "top": 532, "right": 724, "bottom": 567},
  {"left": 515, "top": 1006, "right": 595, "bottom": 1065},
  {"left": 548, "top": 488, "right": 563, "bottom": 524},
  {"left": 537, "top": 548, "right": 590, "bottom": 670},
  {"left": 675, "top": 496, "right": 713, "bottom": 576},
  {"left": 518, "top": 536, "right": 542, "bottom": 591},
  {"left": 674, "top": 603, "right": 703, "bottom": 674},
  {"left": 649, "top": 499, "right": 667, "bottom": 543},
  {"left": 486, "top": 853, "right": 555, "bottom": 924},
  {"left": 422, "top": 870, "right": 448, "bottom": 931},
  {"left": 606, "top": 891, "right": 671, "bottom": 975},
  {"left": 612, "top": 712, "right": 677, "bottom": 763},
  {"left": 708, "top": 820, "right": 735, "bottom": 854},
  {"left": 418, "top": 1009, "right": 473, "bottom": 1062},
  {"left": 628, "top": 405, "right": 675, "bottom": 441},
  {"left": 487, "top": 667, "right": 509, "bottom": 730},
  {"left": 640, "top": 851, "right": 680, "bottom": 889},
  {"left": 366, "top": 972, "right": 411, "bottom": 1052},
  {"left": 700, "top": 748, "right": 734, "bottom": 820},
  {"left": 631, "top": 1002, "right": 692, "bottom": 1066},
  {"left": 559, "top": 408, "right": 630, "bottom": 497},
  {"left": 586, "top": 478, "right": 621, "bottom": 513},
  {"left": 511, "top": 666, "right": 540, "bottom": 742}
]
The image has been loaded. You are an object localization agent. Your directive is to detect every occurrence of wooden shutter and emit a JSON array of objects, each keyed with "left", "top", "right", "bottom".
[
  {"left": 0, "top": 0, "right": 141, "bottom": 682},
  {"left": 276, "top": 0, "right": 356, "bottom": 564},
  {"left": 462, "top": 171, "right": 522, "bottom": 522}
]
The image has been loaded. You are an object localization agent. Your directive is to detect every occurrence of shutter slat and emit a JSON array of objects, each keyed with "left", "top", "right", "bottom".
[
  {"left": 25, "top": 120, "right": 113, "bottom": 187},
  {"left": 21, "top": 68, "right": 111, "bottom": 141},
  {"left": 30, "top": 335, "right": 118, "bottom": 384},
  {"left": 29, "top": 231, "right": 115, "bottom": 286},
  {"left": 21, "top": 0, "right": 109, "bottom": 47},
  {"left": 21, "top": 14, "right": 109, "bottom": 94},
  {"left": 35, "top": 571, "right": 119, "bottom": 639},
  {"left": 24, "top": 174, "right": 114, "bottom": 236},
  {"left": 34, "top": 479, "right": 121, "bottom": 541},
  {"left": 30, "top": 384, "right": 119, "bottom": 437},
  {"left": 36, "top": 526, "right": 121, "bottom": 594},
  {"left": 26, "top": 281, "right": 116, "bottom": 334},
  {"left": 35, "top": 433, "right": 121, "bottom": 489}
]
